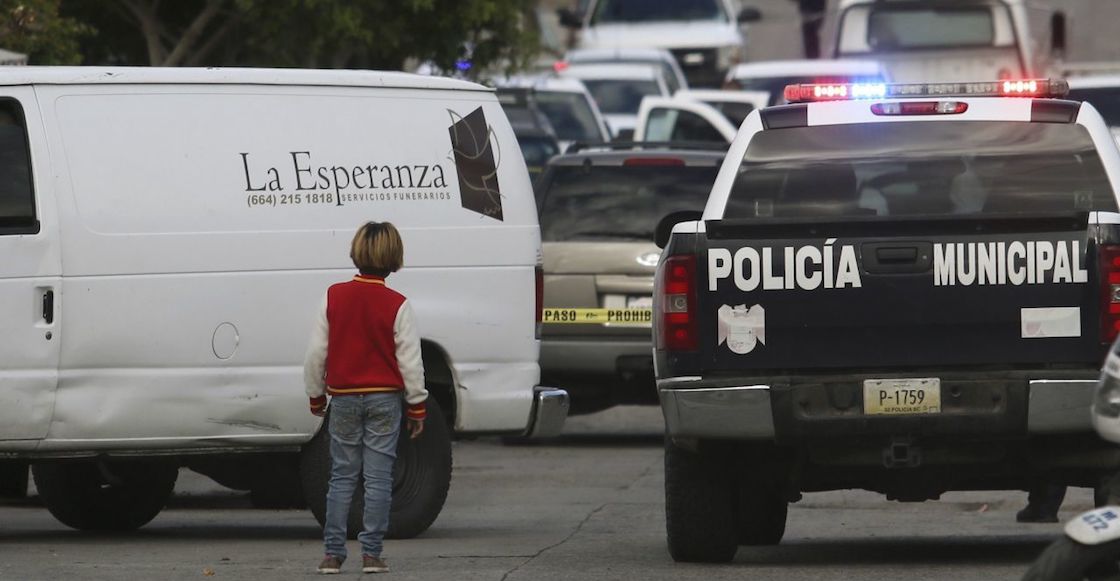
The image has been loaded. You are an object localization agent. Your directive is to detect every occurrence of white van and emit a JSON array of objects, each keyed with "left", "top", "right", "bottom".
[{"left": 0, "top": 67, "right": 568, "bottom": 535}]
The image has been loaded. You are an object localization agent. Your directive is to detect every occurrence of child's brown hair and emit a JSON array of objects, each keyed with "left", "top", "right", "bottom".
[{"left": 350, "top": 222, "right": 403, "bottom": 277}]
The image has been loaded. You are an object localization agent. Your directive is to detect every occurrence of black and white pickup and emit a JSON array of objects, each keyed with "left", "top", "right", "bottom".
[{"left": 652, "top": 79, "right": 1120, "bottom": 563}]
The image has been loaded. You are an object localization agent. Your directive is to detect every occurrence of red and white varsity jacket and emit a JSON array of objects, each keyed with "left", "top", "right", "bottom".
[{"left": 303, "top": 275, "right": 427, "bottom": 421}]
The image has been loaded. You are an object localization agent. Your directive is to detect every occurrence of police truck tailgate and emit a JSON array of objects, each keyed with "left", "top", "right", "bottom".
[{"left": 702, "top": 217, "right": 1099, "bottom": 372}]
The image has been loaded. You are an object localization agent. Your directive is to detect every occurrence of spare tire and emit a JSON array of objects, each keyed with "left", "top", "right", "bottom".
[{"left": 301, "top": 397, "right": 452, "bottom": 539}]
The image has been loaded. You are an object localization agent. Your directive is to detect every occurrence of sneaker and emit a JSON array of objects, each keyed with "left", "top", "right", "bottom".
[
  {"left": 317, "top": 555, "right": 343, "bottom": 574},
  {"left": 362, "top": 555, "right": 389, "bottom": 574}
]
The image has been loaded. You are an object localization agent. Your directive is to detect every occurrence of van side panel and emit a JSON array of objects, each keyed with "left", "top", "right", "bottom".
[{"left": 36, "top": 86, "right": 539, "bottom": 450}]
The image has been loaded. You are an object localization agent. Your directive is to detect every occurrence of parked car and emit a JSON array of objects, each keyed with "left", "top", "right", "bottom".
[
  {"left": 1068, "top": 74, "right": 1120, "bottom": 143},
  {"left": 535, "top": 143, "right": 725, "bottom": 414},
  {"left": 634, "top": 89, "right": 770, "bottom": 143},
  {"left": 563, "top": 47, "right": 689, "bottom": 94},
  {"left": 724, "top": 58, "right": 886, "bottom": 105},
  {"left": 558, "top": 62, "right": 671, "bottom": 139},
  {"left": 494, "top": 76, "right": 611, "bottom": 151},
  {"left": 558, "top": 0, "right": 760, "bottom": 88}
]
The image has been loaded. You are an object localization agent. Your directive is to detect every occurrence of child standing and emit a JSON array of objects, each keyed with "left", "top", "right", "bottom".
[{"left": 304, "top": 221, "right": 427, "bottom": 575}]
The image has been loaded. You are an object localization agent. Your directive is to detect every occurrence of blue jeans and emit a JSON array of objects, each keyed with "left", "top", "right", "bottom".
[{"left": 323, "top": 393, "right": 401, "bottom": 559}]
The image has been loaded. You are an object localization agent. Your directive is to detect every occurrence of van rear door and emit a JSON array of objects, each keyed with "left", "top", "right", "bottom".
[{"left": 0, "top": 88, "right": 60, "bottom": 441}]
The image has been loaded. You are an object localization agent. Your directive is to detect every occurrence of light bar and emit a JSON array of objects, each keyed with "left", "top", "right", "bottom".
[{"left": 784, "top": 79, "right": 1069, "bottom": 103}]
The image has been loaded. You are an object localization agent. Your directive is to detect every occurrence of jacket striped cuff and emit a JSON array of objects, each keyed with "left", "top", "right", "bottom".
[
  {"left": 309, "top": 395, "right": 328, "bottom": 413},
  {"left": 407, "top": 402, "right": 426, "bottom": 421}
]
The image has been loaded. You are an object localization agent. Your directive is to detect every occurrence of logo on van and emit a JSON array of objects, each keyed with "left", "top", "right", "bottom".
[{"left": 449, "top": 107, "right": 503, "bottom": 221}]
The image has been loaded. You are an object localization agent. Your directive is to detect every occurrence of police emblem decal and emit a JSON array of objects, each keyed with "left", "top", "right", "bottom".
[{"left": 717, "top": 304, "right": 765, "bottom": 354}]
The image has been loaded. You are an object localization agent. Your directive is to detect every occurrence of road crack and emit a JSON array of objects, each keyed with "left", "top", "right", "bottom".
[{"left": 498, "top": 503, "right": 607, "bottom": 581}]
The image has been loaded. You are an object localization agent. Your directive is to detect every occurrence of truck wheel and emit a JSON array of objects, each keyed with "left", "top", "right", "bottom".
[
  {"left": 736, "top": 485, "right": 787, "bottom": 545},
  {"left": 1022, "top": 536, "right": 1120, "bottom": 581},
  {"left": 664, "top": 439, "right": 738, "bottom": 563},
  {"left": 31, "top": 461, "right": 178, "bottom": 531},
  {"left": 0, "top": 462, "right": 29, "bottom": 499},
  {"left": 301, "top": 398, "right": 452, "bottom": 539}
]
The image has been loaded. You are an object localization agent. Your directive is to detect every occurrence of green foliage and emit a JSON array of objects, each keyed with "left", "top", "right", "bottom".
[
  {"left": 0, "top": 0, "right": 89, "bottom": 65},
  {"left": 57, "top": 0, "right": 539, "bottom": 74}
]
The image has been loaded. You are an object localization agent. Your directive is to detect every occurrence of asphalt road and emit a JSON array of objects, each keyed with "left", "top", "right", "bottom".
[{"left": 0, "top": 406, "right": 1093, "bottom": 581}]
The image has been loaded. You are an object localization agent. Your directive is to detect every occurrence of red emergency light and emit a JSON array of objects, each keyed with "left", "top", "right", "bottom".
[{"left": 784, "top": 79, "right": 1069, "bottom": 103}]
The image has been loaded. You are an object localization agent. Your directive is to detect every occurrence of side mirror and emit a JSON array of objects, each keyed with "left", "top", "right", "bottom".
[
  {"left": 738, "top": 7, "right": 762, "bottom": 23},
  {"left": 655, "top": 211, "right": 703, "bottom": 249},
  {"left": 557, "top": 8, "right": 584, "bottom": 29}
]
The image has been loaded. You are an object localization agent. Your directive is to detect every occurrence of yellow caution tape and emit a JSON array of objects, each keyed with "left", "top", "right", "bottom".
[{"left": 542, "top": 308, "right": 653, "bottom": 324}]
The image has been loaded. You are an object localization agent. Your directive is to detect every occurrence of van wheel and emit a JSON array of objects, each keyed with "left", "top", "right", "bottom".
[
  {"left": 0, "top": 462, "right": 29, "bottom": 499},
  {"left": 31, "top": 461, "right": 178, "bottom": 531},
  {"left": 301, "top": 398, "right": 452, "bottom": 539},
  {"left": 664, "top": 439, "right": 738, "bottom": 563}
]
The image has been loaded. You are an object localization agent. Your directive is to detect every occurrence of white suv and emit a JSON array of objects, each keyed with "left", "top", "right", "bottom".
[{"left": 558, "top": 0, "right": 760, "bottom": 88}]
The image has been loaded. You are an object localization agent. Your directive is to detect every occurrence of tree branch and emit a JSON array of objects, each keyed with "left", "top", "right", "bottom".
[
  {"left": 184, "top": 12, "right": 240, "bottom": 66},
  {"left": 119, "top": 0, "right": 167, "bottom": 65},
  {"left": 163, "top": 0, "right": 226, "bottom": 67}
]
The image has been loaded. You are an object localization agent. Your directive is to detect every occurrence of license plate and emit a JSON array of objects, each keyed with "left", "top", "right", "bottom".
[{"left": 863, "top": 378, "right": 941, "bottom": 415}]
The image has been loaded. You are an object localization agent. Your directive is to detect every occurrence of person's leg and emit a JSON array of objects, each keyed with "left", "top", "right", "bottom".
[
  {"left": 1018, "top": 482, "right": 1067, "bottom": 523},
  {"left": 803, "top": 18, "right": 822, "bottom": 59},
  {"left": 323, "top": 396, "right": 364, "bottom": 561},
  {"left": 358, "top": 393, "right": 402, "bottom": 561}
]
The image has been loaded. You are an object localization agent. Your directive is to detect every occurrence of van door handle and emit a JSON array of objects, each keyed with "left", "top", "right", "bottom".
[{"left": 42, "top": 290, "right": 54, "bottom": 324}]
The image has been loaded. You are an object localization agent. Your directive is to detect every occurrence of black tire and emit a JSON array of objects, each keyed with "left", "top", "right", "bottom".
[
  {"left": 736, "top": 485, "right": 788, "bottom": 545},
  {"left": 1022, "top": 536, "right": 1120, "bottom": 581},
  {"left": 664, "top": 439, "right": 738, "bottom": 563},
  {"left": 31, "top": 460, "right": 178, "bottom": 531},
  {"left": 301, "top": 398, "right": 452, "bottom": 540},
  {"left": 0, "top": 462, "right": 29, "bottom": 499}
]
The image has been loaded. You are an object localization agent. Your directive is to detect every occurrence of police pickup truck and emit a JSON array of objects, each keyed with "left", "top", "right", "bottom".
[{"left": 653, "top": 79, "right": 1120, "bottom": 562}]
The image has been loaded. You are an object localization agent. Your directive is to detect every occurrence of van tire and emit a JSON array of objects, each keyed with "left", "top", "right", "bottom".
[
  {"left": 31, "top": 461, "right": 178, "bottom": 531},
  {"left": 664, "top": 440, "right": 738, "bottom": 563},
  {"left": 301, "top": 398, "right": 452, "bottom": 539}
]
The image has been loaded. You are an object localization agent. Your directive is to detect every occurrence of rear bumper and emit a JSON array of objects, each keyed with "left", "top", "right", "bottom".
[
  {"left": 524, "top": 387, "right": 570, "bottom": 438},
  {"left": 659, "top": 377, "right": 1098, "bottom": 440},
  {"left": 541, "top": 337, "right": 651, "bottom": 375}
]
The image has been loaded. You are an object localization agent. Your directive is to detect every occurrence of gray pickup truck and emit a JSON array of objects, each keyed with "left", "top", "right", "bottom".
[{"left": 654, "top": 79, "right": 1120, "bottom": 562}]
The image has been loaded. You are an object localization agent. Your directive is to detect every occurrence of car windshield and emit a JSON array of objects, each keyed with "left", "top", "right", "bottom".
[
  {"left": 865, "top": 6, "right": 996, "bottom": 51},
  {"left": 592, "top": 0, "right": 726, "bottom": 24},
  {"left": 1069, "top": 87, "right": 1120, "bottom": 127},
  {"left": 518, "top": 134, "right": 561, "bottom": 172},
  {"left": 724, "top": 121, "right": 1116, "bottom": 220},
  {"left": 582, "top": 79, "right": 662, "bottom": 114},
  {"left": 540, "top": 164, "right": 718, "bottom": 242},
  {"left": 534, "top": 91, "right": 604, "bottom": 142}
]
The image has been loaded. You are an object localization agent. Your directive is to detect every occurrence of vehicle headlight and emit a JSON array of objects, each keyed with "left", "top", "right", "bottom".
[
  {"left": 1095, "top": 353, "right": 1120, "bottom": 419},
  {"left": 716, "top": 45, "right": 743, "bottom": 70}
]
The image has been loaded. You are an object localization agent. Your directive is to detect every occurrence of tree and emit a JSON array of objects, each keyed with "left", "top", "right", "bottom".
[
  {"left": 62, "top": 0, "right": 539, "bottom": 75},
  {"left": 0, "top": 0, "right": 89, "bottom": 65}
]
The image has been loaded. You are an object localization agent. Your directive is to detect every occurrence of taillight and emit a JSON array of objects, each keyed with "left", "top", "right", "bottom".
[
  {"left": 535, "top": 265, "right": 543, "bottom": 340},
  {"left": 656, "top": 255, "right": 698, "bottom": 351},
  {"left": 1100, "top": 245, "right": 1120, "bottom": 343}
]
